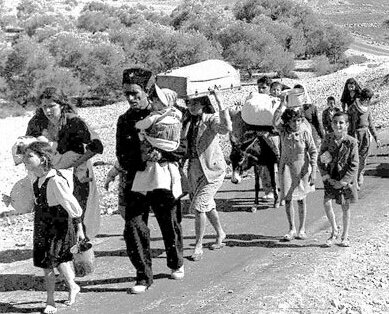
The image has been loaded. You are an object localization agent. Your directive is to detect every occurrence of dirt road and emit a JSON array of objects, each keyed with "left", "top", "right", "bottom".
[
  {"left": 349, "top": 40, "right": 389, "bottom": 57},
  {"left": 1, "top": 136, "right": 389, "bottom": 313}
]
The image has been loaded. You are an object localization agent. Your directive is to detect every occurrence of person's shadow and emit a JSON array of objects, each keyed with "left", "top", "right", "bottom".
[{"left": 0, "top": 301, "right": 43, "bottom": 313}]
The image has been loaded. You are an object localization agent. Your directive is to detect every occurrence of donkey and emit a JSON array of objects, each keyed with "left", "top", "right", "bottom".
[{"left": 229, "top": 108, "right": 279, "bottom": 211}]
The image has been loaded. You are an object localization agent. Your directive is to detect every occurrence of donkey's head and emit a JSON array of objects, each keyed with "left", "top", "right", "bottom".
[{"left": 229, "top": 134, "right": 260, "bottom": 184}]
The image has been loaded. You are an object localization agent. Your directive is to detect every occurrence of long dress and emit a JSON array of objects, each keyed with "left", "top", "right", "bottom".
[{"left": 278, "top": 126, "right": 317, "bottom": 201}]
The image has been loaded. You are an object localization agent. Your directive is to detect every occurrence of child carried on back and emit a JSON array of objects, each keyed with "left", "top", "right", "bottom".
[{"left": 131, "top": 85, "right": 183, "bottom": 197}]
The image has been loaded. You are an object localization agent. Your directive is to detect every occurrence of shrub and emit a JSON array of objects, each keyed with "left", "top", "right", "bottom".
[
  {"left": 132, "top": 24, "right": 221, "bottom": 73},
  {"left": 217, "top": 21, "right": 294, "bottom": 76},
  {"left": 232, "top": 0, "right": 352, "bottom": 62},
  {"left": 16, "top": 0, "right": 52, "bottom": 20},
  {"left": 46, "top": 31, "right": 90, "bottom": 68},
  {"left": 76, "top": 41, "right": 125, "bottom": 96},
  {"left": 311, "top": 55, "right": 335, "bottom": 76},
  {"left": 77, "top": 10, "right": 122, "bottom": 33},
  {"left": 1, "top": 36, "right": 56, "bottom": 104},
  {"left": 46, "top": 31, "right": 125, "bottom": 96},
  {"left": 320, "top": 24, "right": 353, "bottom": 63},
  {"left": 22, "top": 12, "right": 73, "bottom": 37},
  {"left": 251, "top": 14, "right": 305, "bottom": 56},
  {"left": 32, "top": 66, "right": 87, "bottom": 99},
  {"left": 170, "top": 0, "right": 232, "bottom": 40}
]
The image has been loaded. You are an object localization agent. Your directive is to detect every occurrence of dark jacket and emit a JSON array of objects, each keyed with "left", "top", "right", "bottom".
[
  {"left": 318, "top": 133, "right": 359, "bottom": 184},
  {"left": 303, "top": 103, "right": 324, "bottom": 139},
  {"left": 26, "top": 112, "right": 103, "bottom": 155},
  {"left": 322, "top": 107, "right": 341, "bottom": 134}
]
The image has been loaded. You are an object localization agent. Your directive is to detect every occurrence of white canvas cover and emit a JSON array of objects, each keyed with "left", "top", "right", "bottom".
[{"left": 241, "top": 92, "right": 278, "bottom": 126}]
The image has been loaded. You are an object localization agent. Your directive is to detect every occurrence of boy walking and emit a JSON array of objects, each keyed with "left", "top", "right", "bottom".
[{"left": 318, "top": 112, "right": 359, "bottom": 247}]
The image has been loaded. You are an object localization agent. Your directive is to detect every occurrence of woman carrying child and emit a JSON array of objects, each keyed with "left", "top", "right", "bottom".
[
  {"left": 318, "top": 112, "right": 359, "bottom": 247},
  {"left": 184, "top": 89, "right": 232, "bottom": 261},
  {"left": 273, "top": 104, "right": 317, "bottom": 241},
  {"left": 23, "top": 141, "right": 85, "bottom": 314},
  {"left": 26, "top": 87, "right": 103, "bottom": 239}
]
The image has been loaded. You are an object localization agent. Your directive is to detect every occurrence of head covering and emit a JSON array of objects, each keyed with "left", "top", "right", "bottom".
[
  {"left": 155, "top": 85, "right": 177, "bottom": 108},
  {"left": 122, "top": 67, "right": 153, "bottom": 90},
  {"left": 39, "top": 86, "right": 68, "bottom": 105}
]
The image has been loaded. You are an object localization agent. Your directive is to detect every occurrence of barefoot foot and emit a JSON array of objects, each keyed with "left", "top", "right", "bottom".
[
  {"left": 43, "top": 304, "right": 57, "bottom": 314},
  {"left": 65, "top": 284, "right": 80, "bottom": 306},
  {"left": 210, "top": 232, "right": 226, "bottom": 250}
]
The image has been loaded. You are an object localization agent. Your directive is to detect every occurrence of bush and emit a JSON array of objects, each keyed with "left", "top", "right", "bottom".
[
  {"left": 320, "top": 24, "right": 353, "bottom": 63},
  {"left": 232, "top": 0, "right": 352, "bottom": 62},
  {"left": 76, "top": 41, "right": 125, "bottom": 96},
  {"left": 16, "top": 0, "right": 52, "bottom": 21},
  {"left": 311, "top": 55, "right": 335, "bottom": 76},
  {"left": 47, "top": 31, "right": 125, "bottom": 96},
  {"left": 1, "top": 36, "right": 56, "bottom": 104},
  {"left": 217, "top": 21, "right": 294, "bottom": 76},
  {"left": 77, "top": 10, "right": 122, "bottom": 33},
  {"left": 132, "top": 24, "right": 221, "bottom": 73},
  {"left": 170, "top": 0, "right": 232, "bottom": 41},
  {"left": 32, "top": 66, "right": 87, "bottom": 99},
  {"left": 22, "top": 12, "right": 73, "bottom": 37}
]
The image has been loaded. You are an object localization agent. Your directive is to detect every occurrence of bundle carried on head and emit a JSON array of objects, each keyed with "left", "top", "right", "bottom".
[{"left": 241, "top": 92, "right": 278, "bottom": 126}]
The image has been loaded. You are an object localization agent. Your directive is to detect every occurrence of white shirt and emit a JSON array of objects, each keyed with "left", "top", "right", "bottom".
[{"left": 36, "top": 169, "right": 82, "bottom": 218}]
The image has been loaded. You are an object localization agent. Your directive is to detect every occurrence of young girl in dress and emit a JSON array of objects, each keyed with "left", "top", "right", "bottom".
[
  {"left": 23, "top": 141, "right": 85, "bottom": 314},
  {"left": 273, "top": 107, "right": 317, "bottom": 241}
]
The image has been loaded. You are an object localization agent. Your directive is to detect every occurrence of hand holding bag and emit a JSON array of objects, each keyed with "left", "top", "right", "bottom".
[{"left": 71, "top": 240, "right": 95, "bottom": 277}]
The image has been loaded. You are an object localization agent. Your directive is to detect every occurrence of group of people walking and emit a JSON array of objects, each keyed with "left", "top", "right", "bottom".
[{"left": 6, "top": 65, "right": 382, "bottom": 313}]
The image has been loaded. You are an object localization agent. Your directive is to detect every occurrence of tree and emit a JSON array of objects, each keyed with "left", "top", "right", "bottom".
[
  {"left": 217, "top": 21, "right": 294, "bottom": 76},
  {"left": 2, "top": 36, "right": 56, "bottom": 104},
  {"left": 132, "top": 24, "right": 221, "bottom": 73},
  {"left": 22, "top": 12, "right": 73, "bottom": 37},
  {"left": 16, "top": 0, "right": 51, "bottom": 21},
  {"left": 171, "top": 0, "right": 232, "bottom": 41},
  {"left": 77, "top": 10, "right": 122, "bottom": 33}
]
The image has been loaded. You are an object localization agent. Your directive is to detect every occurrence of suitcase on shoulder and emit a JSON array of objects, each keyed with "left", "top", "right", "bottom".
[{"left": 156, "top": 59, "right": 241, "bottom": 99}]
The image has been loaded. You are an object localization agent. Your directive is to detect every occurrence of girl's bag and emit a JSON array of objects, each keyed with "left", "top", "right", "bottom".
[{"left": 71, "top": 240, "right": 95, "bottom": 277}]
